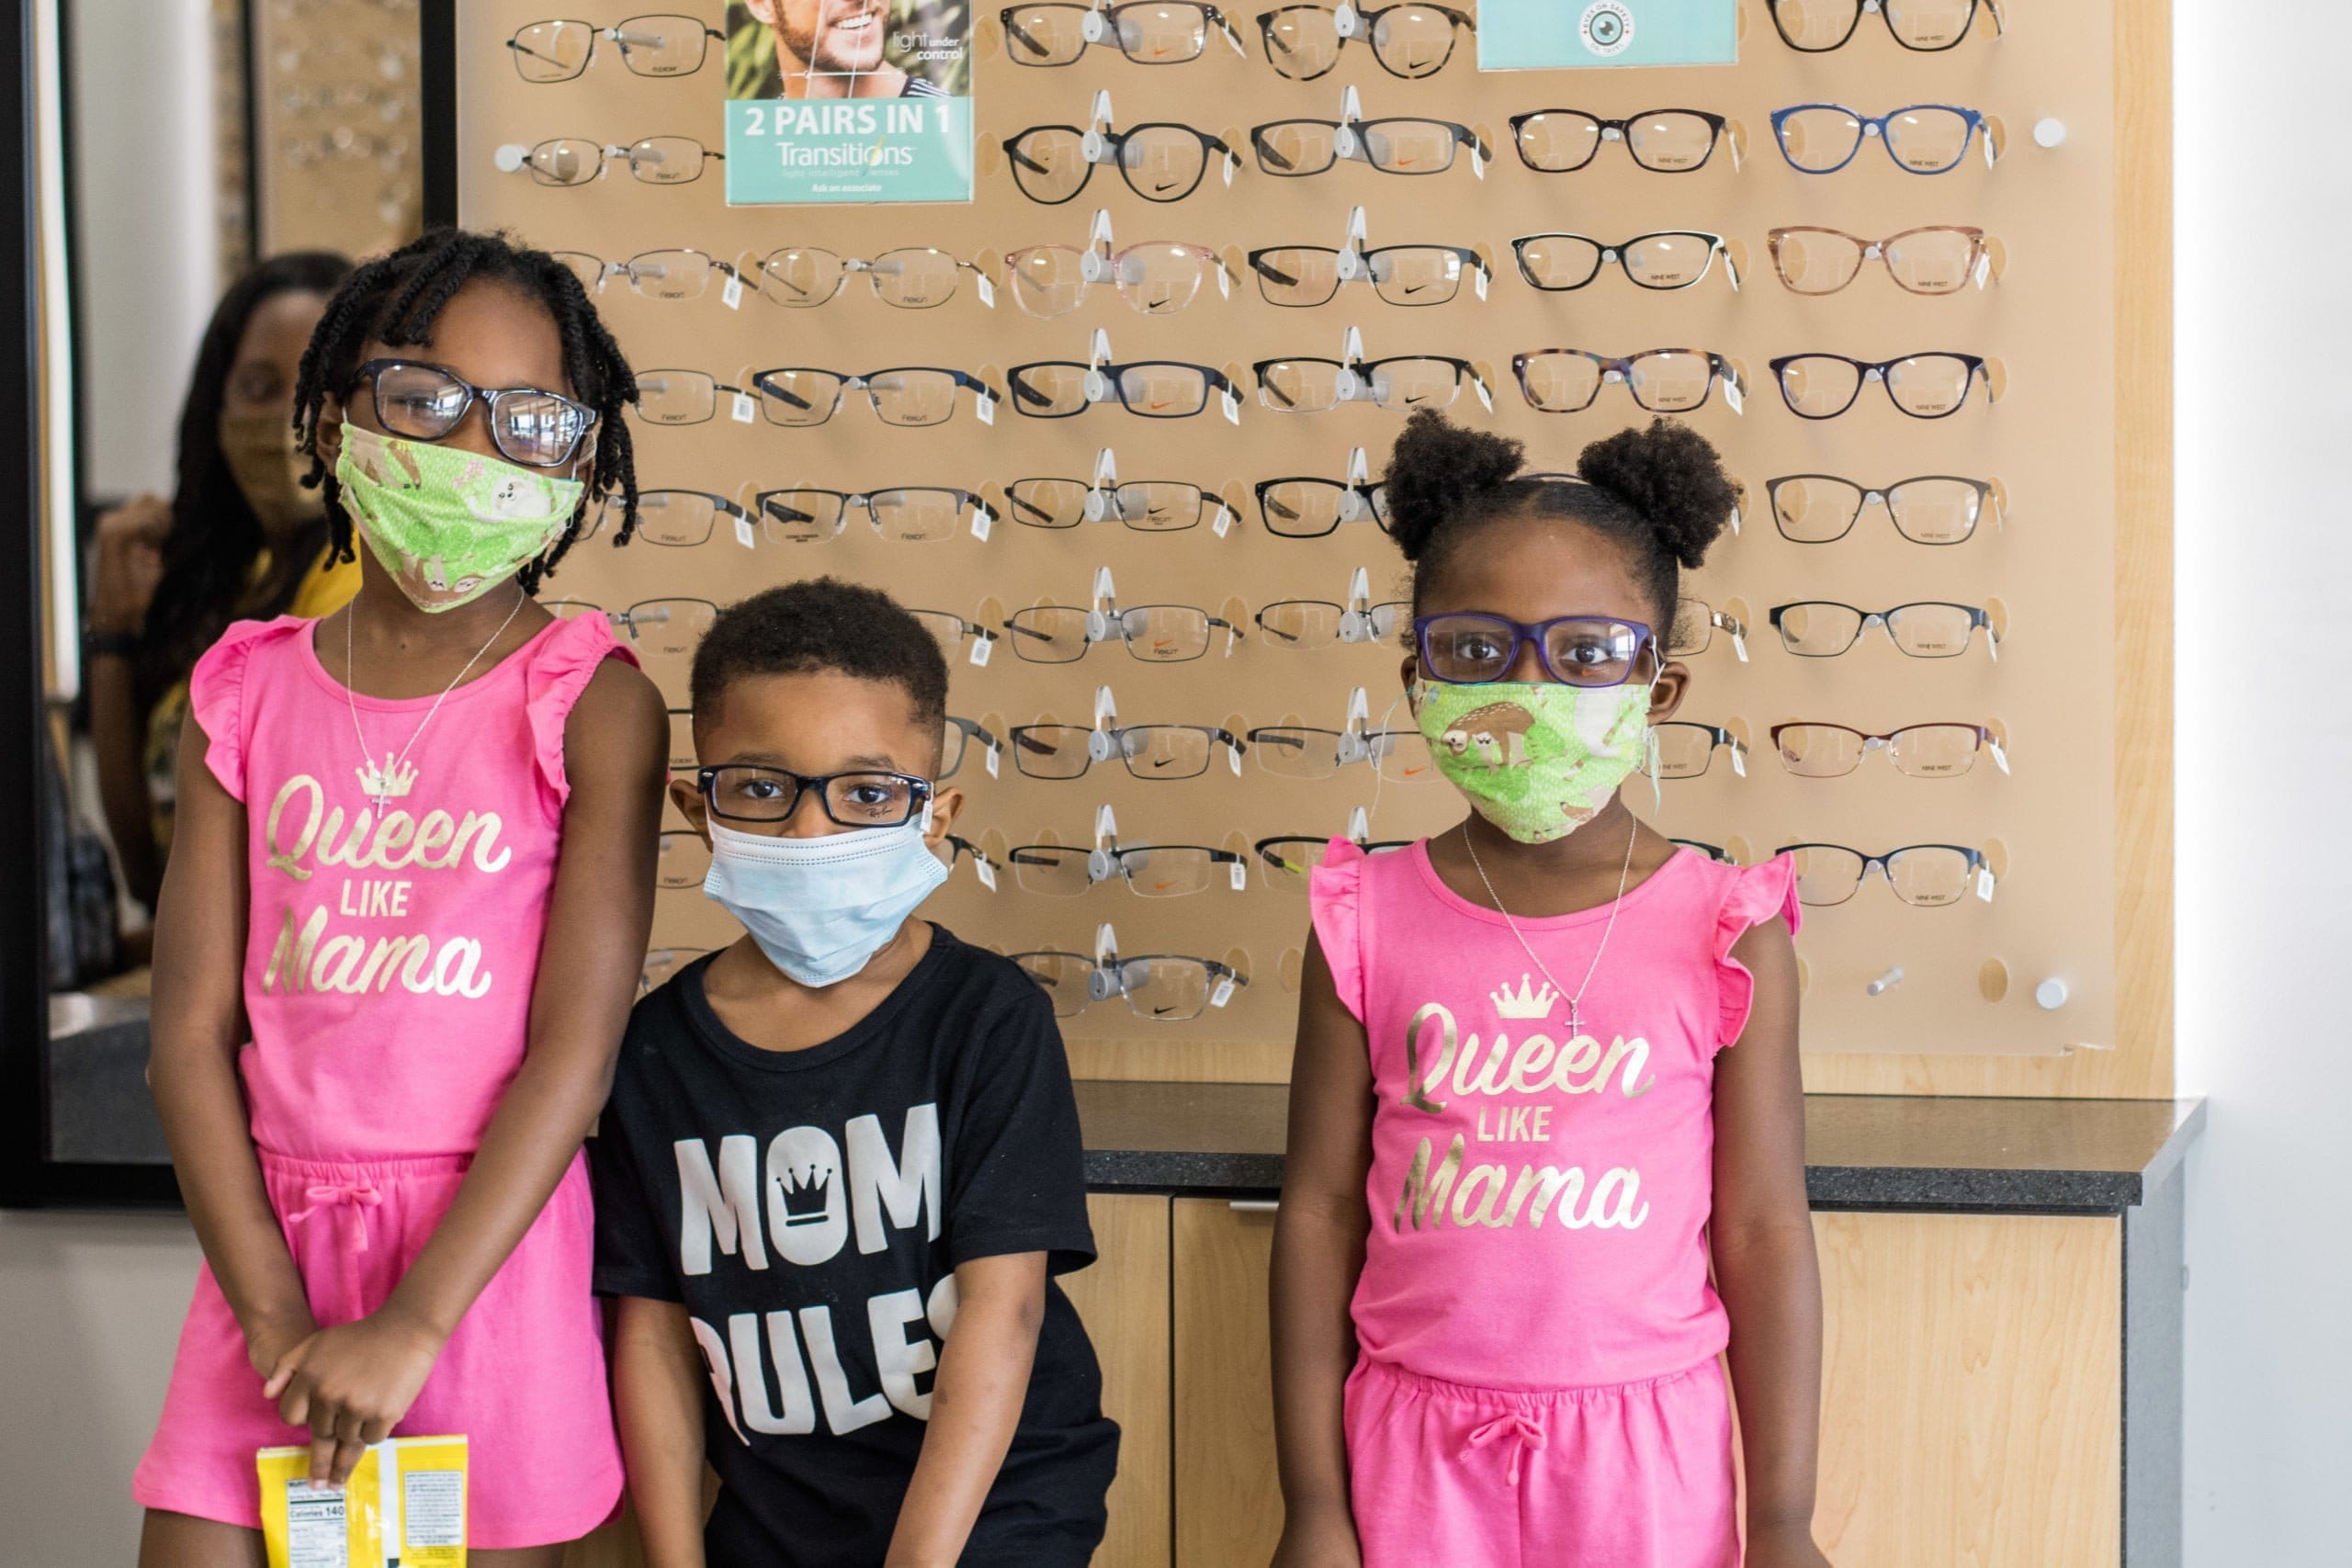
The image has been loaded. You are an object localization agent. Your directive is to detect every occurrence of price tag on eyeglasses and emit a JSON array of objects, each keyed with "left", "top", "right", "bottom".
[
  {"left": 969, "top": 637, "right": 992, "bottom": 667},
  {"left": 1210, "top": 975, "right": 1237, "bottom": 1009},
  {"left": 976, "top": 855, "right": 999, "bottom": 892},
  {"left": 1474, "top": 265, "right": 1487, "bottom": 302},
  {"left": 1221, "top": 385, "right": 1241, "bottom": 425},
  {"left": 1229, "top": 860, "right": 1248, "bottom": 892},
  {"left": 734, "top": 513, "right": 756, "bottom": 549},
  {"left": 1975, "top": 864, "right": 1996, "bottom": 903},
  {"left": 1473, "top": 375, "right": 1493, "bottom": 414},
  {"left": 722, "top": 273, "right": 743, "bottom": 310},
  {"left": 977, "top": 272, "right": 997, "bottom": 309},
  {"left": 1228, "top": 742, "right": 1243, "bottom": 777},
  {"left": 730, "top": 389, "right": 757, "bottom": 424},
  {"left": 976, "top": 389, "right": 995, "bottom": 426},
  {"left": 985, "top": 740, "right": 1001, "bottom": 779},
  {"left": 1973, "top": 251, "right": 1993, "bottom": 290},
  {"left": 970, "top": 503, "right": 993, "bottom": 541},
  {"left": 1723, "top": 374, "right": 1744, "bottom": 416},
  {"left": 1212, "top": 505, "right": 1231, "bottom": 539}
]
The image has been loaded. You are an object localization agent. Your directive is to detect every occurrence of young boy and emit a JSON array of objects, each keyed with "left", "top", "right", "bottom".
[{"left": 591, "top": 578, "right": 1115, "bottom": 1567}]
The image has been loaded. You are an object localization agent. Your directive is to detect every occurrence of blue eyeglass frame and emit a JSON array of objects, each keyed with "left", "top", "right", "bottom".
[
  {"left": 1413, "top": 612, "right": 1658, "bottom": 687},
  {"left": 1770, "top": 103, "right": 1988, "bottom": 175}
]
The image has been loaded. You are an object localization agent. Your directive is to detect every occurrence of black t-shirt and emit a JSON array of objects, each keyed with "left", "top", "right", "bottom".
[{"left": 591, "top": 928, "right": 1116, "bottom": 1568}]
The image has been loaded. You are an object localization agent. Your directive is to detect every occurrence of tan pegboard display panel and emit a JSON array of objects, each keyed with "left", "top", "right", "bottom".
[
  {"left": 254, "top": 0, "right": 424, "bottom": 257},
  {"left": 450, "top": 1, "right": 2170, "bottom": 1093}
]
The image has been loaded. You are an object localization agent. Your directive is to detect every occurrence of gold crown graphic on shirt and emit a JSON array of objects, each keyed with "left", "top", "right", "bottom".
[
  {"left": 776, "top": 1165, "right": 833, "bottom": 1225},
  {"left": 354, "top": 754, "right": 420, "bottom": 801},
  {"left": 1489, "top": 975, "right": 1558, "bottom": 1020}
]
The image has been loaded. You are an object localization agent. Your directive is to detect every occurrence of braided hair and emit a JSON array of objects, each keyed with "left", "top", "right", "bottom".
[
  {"left": 290, "top": 227, "right": 639, "bottom": 594},
  {"left": 1382, "top": 410, "right": 1738, "bottom": 646}
]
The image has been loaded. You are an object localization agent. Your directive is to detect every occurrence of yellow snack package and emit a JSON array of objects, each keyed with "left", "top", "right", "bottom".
[{"left": 256, "top": 1434, "right": 469, "bottom": 1567}]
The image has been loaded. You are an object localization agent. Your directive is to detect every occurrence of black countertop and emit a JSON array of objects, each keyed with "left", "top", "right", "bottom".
[{"left": 1074, "top": 1081, "right": 2205, "bottom": 1213}]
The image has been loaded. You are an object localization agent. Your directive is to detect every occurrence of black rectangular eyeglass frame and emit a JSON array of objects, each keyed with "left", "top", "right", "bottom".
[
  {"left": 1254, "top": 476, "right": 1394, "bottom": 536},
  {"left": 1246, "top": 243, "right": 1486, "bottom": 306},
  {"left": 1505, "top": 107, "right": 1728, "bottom": 173},
  {"left": 1249, "top": 116, "right": 1487, "bottom": 176},
  {"left": 695, "top": 763, "right": 933, "bottom": 827},
  {"left": 1764, "top": 0, "right": 2002, "bottom": 52},
  {"left": 1766, "top": 352, "right": 1990, "bottom": 420},
  {"left": 347, "top": 357, "right": 598, "bottom": 468},
  {"left": 1006, "top": 359, "right": 1238, "bottom": 419},
  {"left": 1255, "top": 2, "right": 1475, "bottom": 80}
]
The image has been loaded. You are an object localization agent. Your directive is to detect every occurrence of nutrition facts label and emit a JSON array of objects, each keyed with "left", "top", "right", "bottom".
[{"left": 282, "top": 1481, "right": 346, "bottom": 1568}]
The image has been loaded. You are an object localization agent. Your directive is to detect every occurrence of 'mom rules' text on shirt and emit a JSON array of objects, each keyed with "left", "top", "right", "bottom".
[{"left": 675, "top": 1105, "right": 959, "bottom": 1440}]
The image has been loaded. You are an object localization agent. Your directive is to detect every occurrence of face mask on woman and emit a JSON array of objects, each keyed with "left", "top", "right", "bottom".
[
  {"left": 218, "top": 412, "right": 317, "bottom": 534},
  {"left": 334, "top": 421, "right": 584, "bottom": 612}
]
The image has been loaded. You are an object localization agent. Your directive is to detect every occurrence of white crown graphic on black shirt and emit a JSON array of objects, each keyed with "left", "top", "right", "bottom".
[
  {"left": 776, "top": 1165, "right": 833, "bottom": 1225},
  {"left": 1489, "top": 974, "right": 1559, "bottom": 1020}
]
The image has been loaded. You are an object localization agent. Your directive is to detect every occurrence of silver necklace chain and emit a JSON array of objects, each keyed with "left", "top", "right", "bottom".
[
  {"left": 345, "top": 587, "right": 527, "bottom": 809},
  {"left": 1462, "top": 813, "right": 1640, "bottom": 1036}
]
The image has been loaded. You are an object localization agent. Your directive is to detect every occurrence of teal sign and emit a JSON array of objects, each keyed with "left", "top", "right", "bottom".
[
  {"left": 726, "top": 97, "right": 974, "bottom": 205},
  {"left": 1478, "top": 0, "right": 1736, "bottom": 70},
  {"left": 721, "top": 1, "right": 973, "bottom": 206}
]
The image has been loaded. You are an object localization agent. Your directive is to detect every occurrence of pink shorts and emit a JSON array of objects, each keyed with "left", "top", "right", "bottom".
[
  {"left": 132, "top": 1149, "right": 622, "bottom": 1549},
  {"left": 1344, "top": 1356, "right": 1736, "bottom": 1568}
]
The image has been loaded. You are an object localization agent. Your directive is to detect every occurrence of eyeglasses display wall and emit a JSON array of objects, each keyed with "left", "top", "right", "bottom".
[
  {"left": 254, "top": 0, "right": 424, "bottom": 256},
  {"left": 445, "top": 0, "right": 2172, "bottom": 1096}
]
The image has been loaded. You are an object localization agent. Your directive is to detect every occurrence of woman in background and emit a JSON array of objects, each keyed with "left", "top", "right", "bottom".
[{"left": 85, "top": 251, "right": 354, "bottom": 913}]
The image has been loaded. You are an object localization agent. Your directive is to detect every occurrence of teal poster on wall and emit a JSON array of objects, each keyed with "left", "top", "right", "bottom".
[
  {"left": 724, "top": 0, "right": 974, "bottom": 205},
  {"left": 1477, "top": 0, "right": 1736, "bottom": 70}
]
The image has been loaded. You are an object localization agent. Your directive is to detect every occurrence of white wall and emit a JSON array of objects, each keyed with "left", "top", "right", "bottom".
[
  {"left": 0, "top": 1213, "right": 200, "bottom": 1563},
  {"left": 2174, "top": 3, "right": 2352, "bottom": 1560},
  {"left": 66, "top": 0, "right": 223, "bottom": 500}
]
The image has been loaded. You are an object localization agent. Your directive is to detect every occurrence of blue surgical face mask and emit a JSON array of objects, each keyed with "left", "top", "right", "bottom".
[{"left": 702, "top": 818, "right": 949, "bottom": 987}]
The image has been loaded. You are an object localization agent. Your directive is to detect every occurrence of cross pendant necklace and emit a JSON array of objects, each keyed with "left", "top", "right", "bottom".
[{"left": 1463, "top": 814, "right": 1640, "bottom": 1035}]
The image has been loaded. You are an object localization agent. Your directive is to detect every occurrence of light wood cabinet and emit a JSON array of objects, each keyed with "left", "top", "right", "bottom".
[
  {"left": 1814, "top": 1212, "right": 2121, "bottom": 1565},
  {"left": 1152, "top": 1204, "right": 2127, "bottom": 1568},
  {"left": 1063, "top": 1194, "right": 1175, "bottom": 1568},
  {"left": 1171, "top": 1199, "right": 1283, "bottom": 1568}
]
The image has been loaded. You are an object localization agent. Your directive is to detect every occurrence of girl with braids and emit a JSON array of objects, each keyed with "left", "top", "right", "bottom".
[
  {"left": 87, "top": 251, "right": 354, "bottom": 913},
  {"left": 1270, "top": 412, "right": 1828, "bottom": 1568},
  {"left": 134, "top": 229, "right": 668, "bottom": 1567}
]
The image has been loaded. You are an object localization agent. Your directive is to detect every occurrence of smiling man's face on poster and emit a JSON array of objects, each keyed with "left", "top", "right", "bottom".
[{"left": 746, "top": 0, "right": 937, "bottom": 97}]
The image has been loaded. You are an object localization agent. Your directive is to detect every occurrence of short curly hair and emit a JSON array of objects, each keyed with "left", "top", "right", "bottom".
[{"left": 689, "top": 578, "right": 950, "bottom": 750}]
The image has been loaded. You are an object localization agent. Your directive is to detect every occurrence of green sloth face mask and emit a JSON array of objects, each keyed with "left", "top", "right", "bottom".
[
  {"left": 334, "top": 422, "right": 584, "bottom": 612},
  {"left": 1413, "top": 679, "right": 1654, "bottom": 844}
]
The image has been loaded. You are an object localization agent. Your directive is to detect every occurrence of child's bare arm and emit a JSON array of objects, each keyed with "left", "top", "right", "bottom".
[
  {"left": 1270, "top": 932, "right": 1374, "bottom": 1567},
  {"left": 148, "top": 716, "right": 316, "bottom": 1372},
  {"left": 616, "top": 1296, "right": 712, "bottom": 1568},
  {"left": 1711, "top": 915, "right": 1830, "bottom": 1567},
  {"left": 885, "top": 1251, "right": 1048, "bottom": 1567},
  {"left": 267, "top": 658, "right": 668, "bottom": 1483}
]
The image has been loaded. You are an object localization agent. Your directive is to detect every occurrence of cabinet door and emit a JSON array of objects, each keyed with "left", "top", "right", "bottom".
[
  {"left": 1063, "top": 1193, "right": 1174, "bottom": 1568},
  {"left": 1814, "top": 1211, "right": 2121, "bottom": 1565},
  {"left": 1171, "top": 1198, "right": 1283, "bottom": 1568}
]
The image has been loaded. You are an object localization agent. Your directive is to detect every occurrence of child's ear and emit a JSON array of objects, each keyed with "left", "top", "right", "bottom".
[
  {"left": 922, "top": 785, "right": 964, "bottom": 844},
  {"left": 669, "top": 775, "right": 711, "bottom": 841},
  {"left": 1397, "top": 653, "right": 1419, "bottom": 709},
  {"left": 1645, "top": 660, "right": 1691, "bottom": 724}
]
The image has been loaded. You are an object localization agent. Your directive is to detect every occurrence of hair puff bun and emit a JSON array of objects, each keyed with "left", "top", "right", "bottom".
[
  {"left": 1575, "top": 418, "right": 1737, "bottom": 570},
  {"left": 1381, "top": 408, "right": 1525, "bottom": 561}
]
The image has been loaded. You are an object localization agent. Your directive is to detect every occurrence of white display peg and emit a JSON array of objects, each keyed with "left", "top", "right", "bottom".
[
  {"left": 2032, "top": 118, "right": 2068, "bottom": 149},
  {"left": 2035, "top": 977, "right": 2070, "bottom": 1010},
  {"left": 1865, "top": 965, "right": 1905, "bottom": 998},
  {"left": 492, "top": 143, "right": 530, "bottom": 173}
]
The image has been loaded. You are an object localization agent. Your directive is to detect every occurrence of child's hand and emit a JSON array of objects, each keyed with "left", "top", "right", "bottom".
[
  {"left": 1744, "top": 1520, "right": 1833, "bottom": 1568},
  {"left": 243, "top": 1306, "right": 318, "bottom": 1383},
  {"left": 1270, "top": 1504, "right": 1363, "bottom": 1568},
  {"left": 263, "top": 1307, "right": 446, "bottom": 1485}
]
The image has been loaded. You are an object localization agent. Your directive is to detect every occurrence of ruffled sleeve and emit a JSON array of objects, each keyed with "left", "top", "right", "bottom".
[
  {"left": 524, "top": 612, "right": 639, "bottom": 807},
  {"left": 1306, "top": 838, "right": 1368, "bottom": 1022},
  {"left": 1715, "top": 853, "right": 1803, "bottom": 1049},
  {"left": 186, "top": 617, "right": 305, "bottom": 802}
]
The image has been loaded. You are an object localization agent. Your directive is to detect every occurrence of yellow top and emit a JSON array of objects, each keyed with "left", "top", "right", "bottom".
[{"left": 143, "top": 543, "right": 360, "bottom": 854}]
